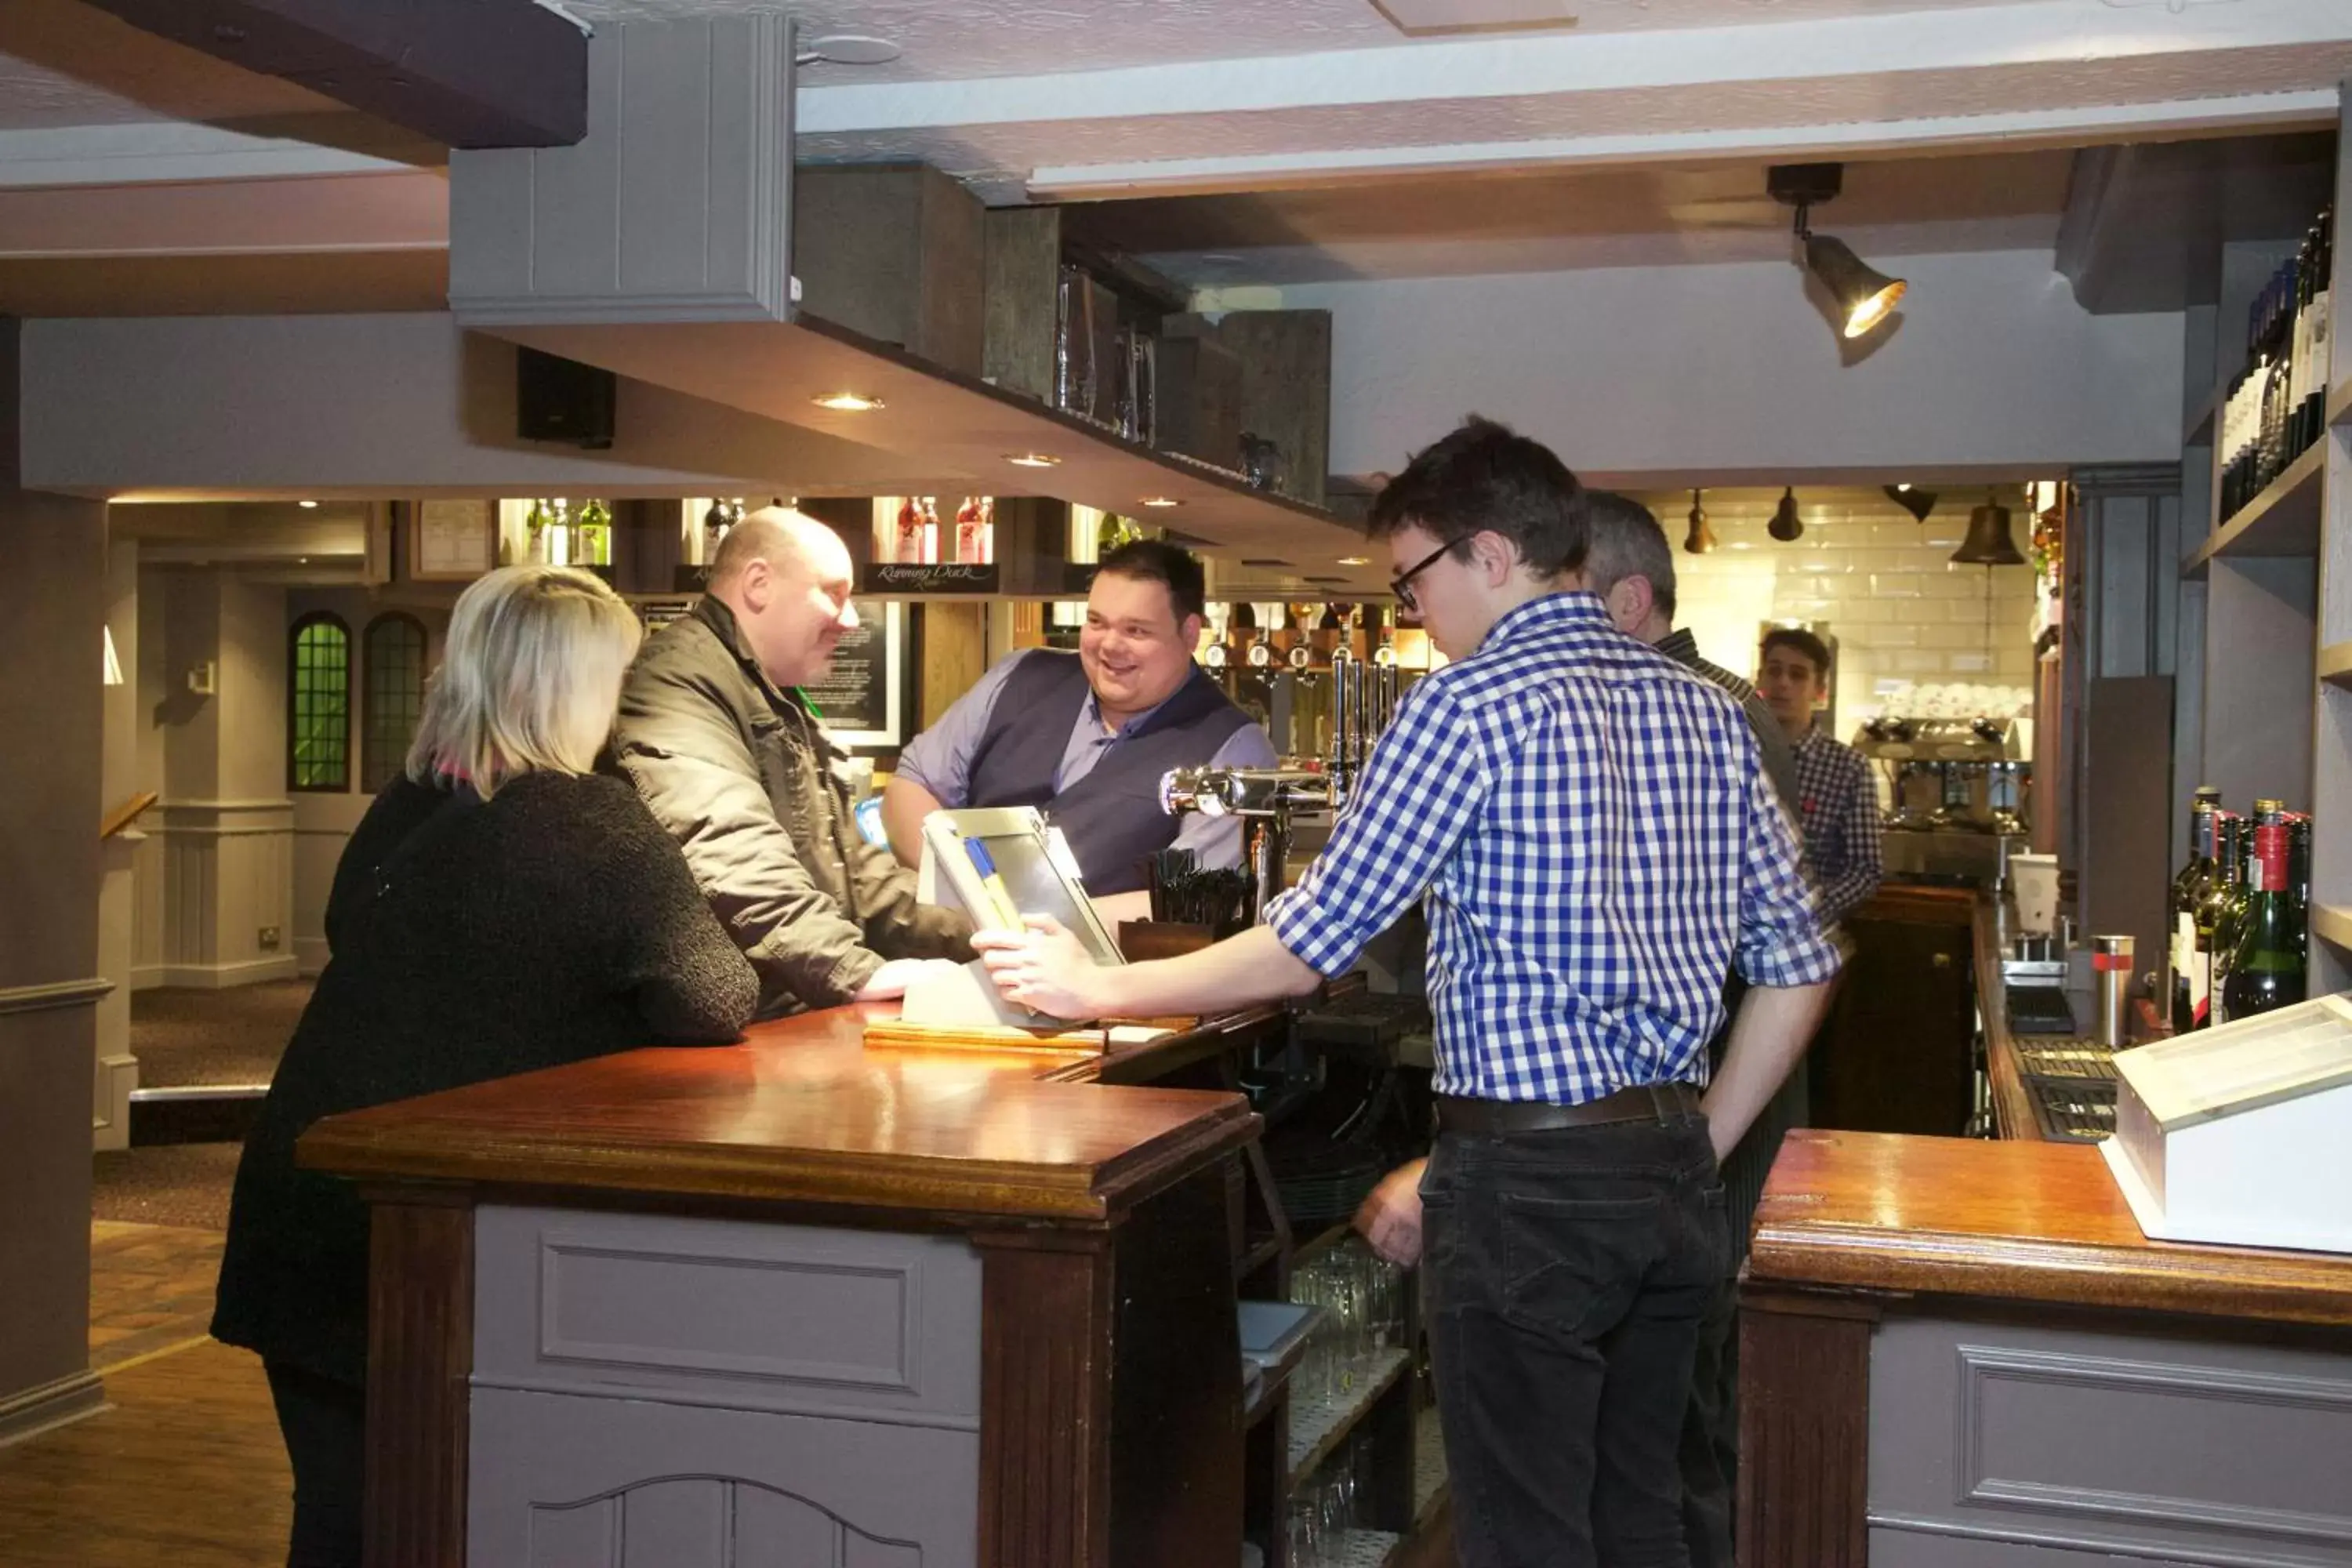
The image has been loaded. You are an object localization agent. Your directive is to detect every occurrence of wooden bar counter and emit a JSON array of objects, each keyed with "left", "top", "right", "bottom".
[
  {"left": 298, "top": 999, "right": 1290, "bottom": 1568},
  {"left": 1740, "top": 1130, "right": 2352, "bottom": 1568}
]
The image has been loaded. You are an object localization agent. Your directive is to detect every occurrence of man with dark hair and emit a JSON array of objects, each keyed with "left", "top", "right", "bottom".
[
  {"left": 973, "top": 417, "right": 1841, "bottom": 1568},
  {"left": 1759, "top": 626, "right": 1882, "bottom": 927},
  {"left": 880, "top": 537, "right": 1275, "bottom": 903},
  {"left": 1584, "top": 493, "right": 1817, "bottom": 1568}
]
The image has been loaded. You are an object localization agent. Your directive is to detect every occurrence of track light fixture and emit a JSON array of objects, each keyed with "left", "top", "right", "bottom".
[
  {"left": 1769, "top": 486, "right": 1805, "bottom": 542},
  {"left": 1767, "top": 163, "right": 1907, "bottom": 339},
  {"left": 1684, "top": 488, "right": 1716, "bottom": 554},
  {"left": 1883, "top": 484, "right": 1938, "bottom": 522}
]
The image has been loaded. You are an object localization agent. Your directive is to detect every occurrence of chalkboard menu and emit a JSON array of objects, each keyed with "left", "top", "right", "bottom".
[{"left": 800, "top": 598, "right": 902, "bottom": 747}]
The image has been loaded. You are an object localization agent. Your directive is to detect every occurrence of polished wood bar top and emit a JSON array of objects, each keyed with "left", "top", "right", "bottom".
[
  {"left": 297, "top": 1000, "right": 1268, "bottom": 1225},
  {"left": 1972, "top": 893, "right": 2043, "bottom": 1141},
  {"left": 1750, "top": 1129, "right": 2352, "bottom": 1328}
]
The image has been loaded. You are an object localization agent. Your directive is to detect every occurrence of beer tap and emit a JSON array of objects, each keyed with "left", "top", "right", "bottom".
[{"left": 1158, "top": 766, "right": 1330, "bottom": 927}]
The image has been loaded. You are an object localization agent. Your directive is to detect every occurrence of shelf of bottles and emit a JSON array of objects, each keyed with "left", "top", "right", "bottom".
[
  {"left": 869, "top": 495, "right": 997, "bottom": 568},
  {"left": 2165, "top": 791, "right": 2311, "bottom": 1033},
  {"left": 500, "top": 498, "right": 615, "bottom": 572},
  {"left": 2214, "top": 205, "right": 2333, "bottom": 533}
]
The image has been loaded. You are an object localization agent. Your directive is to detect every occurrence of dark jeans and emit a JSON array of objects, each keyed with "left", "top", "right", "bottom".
[
  {"left": 1420, "top": 1109, "right": 1728, "bottom": 1568},
  {"left": 1675, "top": 1277, "right": 1740, "bottom": 1568},
  {"left": 263, "top": 1359, "right": 366, "bottom": 1568}
]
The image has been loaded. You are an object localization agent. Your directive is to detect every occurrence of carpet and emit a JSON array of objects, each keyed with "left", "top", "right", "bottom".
[{"left": 129, "top": 980, "right": 311, "bottom": 1089}]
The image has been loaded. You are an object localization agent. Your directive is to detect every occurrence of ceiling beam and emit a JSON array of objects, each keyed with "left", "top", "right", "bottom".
[{"left": 76, "top": 0, "right": 588, "bottom": 149}]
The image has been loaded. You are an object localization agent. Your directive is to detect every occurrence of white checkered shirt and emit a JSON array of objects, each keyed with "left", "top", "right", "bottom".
[
  {"left": 1266, "top": 592, "right": 1839, "bottom": 1105},
  {"left": 1789, "top": 725, "right": 1883, "bottom": 928}
]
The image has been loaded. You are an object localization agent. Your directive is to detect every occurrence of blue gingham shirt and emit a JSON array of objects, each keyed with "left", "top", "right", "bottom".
[
  {"left": 1265, "top": 592, "right": 1840, "bottom": 1104},
  {"left": 1789, "top": 725, "right": 1883, "bottom": 928}
]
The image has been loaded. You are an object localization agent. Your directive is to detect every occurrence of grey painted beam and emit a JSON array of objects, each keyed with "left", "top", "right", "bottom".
[{"left": 79, "top": 0, "right": 587, "bottom": 149}]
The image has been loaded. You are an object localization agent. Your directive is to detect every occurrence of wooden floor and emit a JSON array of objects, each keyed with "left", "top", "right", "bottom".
[{"left": 0, "top": 1337, "right": 290, "bottom": 1567}]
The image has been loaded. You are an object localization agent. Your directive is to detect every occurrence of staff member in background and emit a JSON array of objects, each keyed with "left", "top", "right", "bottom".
[
  {"left": 613, "top": 509, "right": 971, "bottom": 1017},
  {"left": 214, "top": 567, "right": 758, "bottom": 1568},
  {"left": 880, "top": 539, "right": 1276, "bottom": 916},
  {"left": 1757, "top": 626, "right": 1883, "bottom": 927},
  {"left": 974, "top": 419, "right": 1840, "bottom": 1568},
  {"left": 1582, "top": 495, "right": 1820, "bottom": 1568}
]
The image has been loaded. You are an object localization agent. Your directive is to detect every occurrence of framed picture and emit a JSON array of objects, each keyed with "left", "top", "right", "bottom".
[
  {"left": 801, "top": 598, "right": 904, "bottom": 749},
  {"left": 408, "top": 499, "right": 497, "bottom": 582}
]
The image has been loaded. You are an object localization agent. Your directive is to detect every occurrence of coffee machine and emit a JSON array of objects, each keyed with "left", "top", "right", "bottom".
[{"left": 1857, "top": 715, "right": 2032, "bottom": 884}]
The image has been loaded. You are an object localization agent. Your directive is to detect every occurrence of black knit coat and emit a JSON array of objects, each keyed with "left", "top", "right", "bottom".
[{"left": 211, "top": 771, "right": 758, "bottom": 1386}]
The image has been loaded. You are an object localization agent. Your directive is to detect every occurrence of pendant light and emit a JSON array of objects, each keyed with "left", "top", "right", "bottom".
[
  {"left": 1767, "top": 163, "right": 1908, "bottom": 340},
  {"left": 1769, "top": 486, "right": 1804, "bottom": 542},
  {"left": 1951, "top": 492, "right": 2026, "bottom": 566},
  {"left": 1882, "top": 484, "right": 1938, "bottom": 523},
  {"left": 1683, "top": 488, "right": 1717, "bottom": 554}
]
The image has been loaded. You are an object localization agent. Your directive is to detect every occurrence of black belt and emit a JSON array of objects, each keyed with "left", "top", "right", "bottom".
[{"left": 1435, "top": 1082, "right": 1703, "bottom": 1134}]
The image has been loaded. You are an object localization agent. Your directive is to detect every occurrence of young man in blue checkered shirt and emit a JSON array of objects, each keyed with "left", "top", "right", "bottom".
[{"left": 978, "top": 418, "right": 1841, "bottom": 1568}]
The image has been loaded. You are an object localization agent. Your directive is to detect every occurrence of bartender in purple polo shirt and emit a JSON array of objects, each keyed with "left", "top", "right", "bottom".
[{"left": 879, "top": 539, "right": 1276, "bottom": 925}]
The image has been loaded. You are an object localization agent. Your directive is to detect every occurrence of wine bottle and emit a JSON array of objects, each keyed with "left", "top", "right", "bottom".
[
  {"left": 526, "top": 498, "right": 553, "bottom": 565},
  {"left": 575, "top": 498, "right": 611, "bottom": 568},
  {"left": 895, "top": 497, "right": 924, "bottom": 565},
  {"left": 701, "top": 499, "right": 730, "bottom": 564},
  {"left": 2190, "top": 812, "right": 2243, "bottom": 1029},
  {"left": 2304, "top": 214, "right": 2334, "bottom": 456},
  {"left": 2220, "top": 800, "right": 2306, "bottom": 1024},
  {"left": 954, "top": 496, "right": 984, "bottom": 564},
  {"left": 2169, "top": 786, "right": 2223, "bottom": 1032}
]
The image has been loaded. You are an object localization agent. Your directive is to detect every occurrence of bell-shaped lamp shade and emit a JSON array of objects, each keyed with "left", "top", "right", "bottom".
[
  {"left": 1768, "top": 487, "right": 1805, "bottom": 542},
  {"left": 1882, "top": 485, "right": 1938, "bottom": 523},
  {"left": 1951, "top": 497, "right": 2027, "bottom": 566},
  {"left": 1684, "top": 488, "right": 1717, "bottom": 554},
  {"left": 1806, "top": 233, "right": 1907, "bottom": 338}
]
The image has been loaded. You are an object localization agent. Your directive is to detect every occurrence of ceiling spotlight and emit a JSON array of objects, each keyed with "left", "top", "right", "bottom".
[
  {"left": 1884, "top": 485, "right": 1938, "bottom": 523},
  {"left": 1338, "top": 556, "right": 1370, "bottom": 566},
  {"left": 1684, "top": 488, "right": 1716, "bottom": 555},
  {"left": 298, "top": 499, "right": 319, "bottom": 508},
  {"left": 1951, "top": 492, "right": 2026, "bottom": 566},
  {"left": 1139, "top": 496, "right": 1182, "bottom": 508},
  {"left": 1769, "top": 486, "right": 1805, "bottom": 543},
  {"left": 1767, "top": 162, "right": 1907, "bottom": 339},
  {"left": 811, "top": 391, "right": 884, "bottom": 412},
  {"left": 1005, "top": 453, "right": 1062, "bottom": 468}
]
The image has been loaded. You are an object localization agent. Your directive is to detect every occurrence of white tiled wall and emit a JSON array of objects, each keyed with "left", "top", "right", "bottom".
[{"left": 1635, "top": 486, "right": 2039, "bottom": 739}]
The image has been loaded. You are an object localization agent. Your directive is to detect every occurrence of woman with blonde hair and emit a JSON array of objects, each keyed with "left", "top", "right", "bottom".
[{"left": 213, "top": 567, "right": 757, "bottom": 1568}]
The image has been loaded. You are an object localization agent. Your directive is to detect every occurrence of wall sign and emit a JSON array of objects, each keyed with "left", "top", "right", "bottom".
[
  {"left": 858, "top": 561, "right": 999, "bottom": 595},
  {"left": 800, "top": 598, "right": 904, "bottom": 748}
]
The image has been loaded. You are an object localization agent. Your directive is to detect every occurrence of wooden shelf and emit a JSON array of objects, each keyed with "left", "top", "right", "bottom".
[
  {"left": 2319, "top": 642, "right": 2352, "bottom": 688},
  {"left": 2310, "top": 902, "right": 2352, "bottom": 951},
  {"left": 1287, "top": 1346, "right": 1412, "bottom": 1486},
  {"left": 2183, "top": 441, "right": 2325, "bottom": 579},
  {"left": 2329, "top": 377, "right": 2352, "bottom": 432}
]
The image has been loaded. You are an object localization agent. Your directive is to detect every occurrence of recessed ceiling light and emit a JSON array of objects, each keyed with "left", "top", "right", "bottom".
[
  {"left": 1140, "top": 496, "right": 1181, "bottom": 508},
  {"left": 811, "top": 391, "right": 884, "bottom": 412},
  {"left": 800, "top": 34, "right": 902, "bottom": 66},
  {"left": 1006, "top": 453, "right": 1061, "bottom": 468},
  {"left": 298, "top": 499, "right": 319, "bottom": 508},
  {"left": 1338, "top": 556, "right": 1370, "bottom": 566}
]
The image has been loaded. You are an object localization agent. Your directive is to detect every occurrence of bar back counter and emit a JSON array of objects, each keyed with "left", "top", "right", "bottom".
[
  {"left": 1740, "top": 1129, "right": 2352, "bottom": 1568},
  {"left": 297, "top": 1002, "right": 1273, "bottom": 1568}
]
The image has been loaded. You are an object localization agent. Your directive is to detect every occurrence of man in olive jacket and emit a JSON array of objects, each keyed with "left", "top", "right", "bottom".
[{"left": 614, "top": 509, "right": 972, "bottom": 1014}]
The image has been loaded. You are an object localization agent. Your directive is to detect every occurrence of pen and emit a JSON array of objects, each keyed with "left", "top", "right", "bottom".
[{"left": 963, "top": 837, "right": 1024, "bottom": 930}]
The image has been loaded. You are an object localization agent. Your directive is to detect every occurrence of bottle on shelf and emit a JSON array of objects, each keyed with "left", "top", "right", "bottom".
[
  {"left": 2307, "top": 214, "right": 2333, "bottom": 452},
  {"left": 2169, "top": 786, "right": 2223, "bottom": 1032},
  {"left": 2212, "top": 817, "right": 2255, "bottom": 1004},
  {"left": 701, "top": 499, "right": 731, "bottom": 564},
  {"left": 2219, "top": 800, "right": 2307, "bottom": 1025},
  {"left": 1096, "top": 509, "right": 1133, "bottom": 559},
  {"left": 2190, "top": 811, "right": 2244, "bottom": 1030},
  {"left": 920, "top": 496, "right": 942, "bottom": 564},
  {"left": 953, "top": 496, "right": 985, "bottom": 564},
  {"left": 895, "top": 496, "right": 925, "bottom": 565},
  {"left": 2288, "top": 810, "right": 2312, "bottom": 939},
  {"left": 547, "top": 498, "right": 573, "bottom": 567},
  {"left": 574, "top": 497, "right": 612, "bottom": 568}
]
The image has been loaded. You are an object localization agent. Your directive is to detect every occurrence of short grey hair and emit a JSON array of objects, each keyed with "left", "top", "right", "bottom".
[
  {"left": 406, "top": 565, "right": 642, "bottom": 797},
  {"left": 1582, "top": 492, "right": 1677, "bottom": 619}
]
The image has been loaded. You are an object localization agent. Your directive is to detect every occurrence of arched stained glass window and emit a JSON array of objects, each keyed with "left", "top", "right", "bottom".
[
  {"left": 288, "top": 613, "right": 352, "bottom": 792},
  {"left": 362, "top": 614, "right": 429, "bottom": 793}
]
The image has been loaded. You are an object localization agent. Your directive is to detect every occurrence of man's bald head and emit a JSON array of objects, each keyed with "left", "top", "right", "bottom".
[
  {"left": 706, "top": 506, "right": 860, "bottom": 689},
  {"left": 710, "top": 506, "right": 851, "bottom": 590}
]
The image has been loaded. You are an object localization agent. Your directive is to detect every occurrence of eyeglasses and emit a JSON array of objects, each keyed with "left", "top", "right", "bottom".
[{"left": 1390, "top": 536, "right": 1470, "bottom": 614}]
